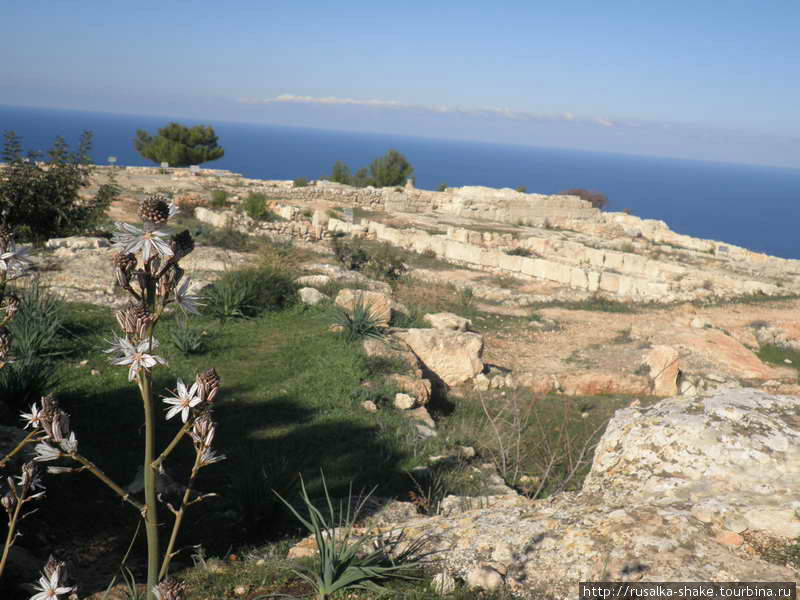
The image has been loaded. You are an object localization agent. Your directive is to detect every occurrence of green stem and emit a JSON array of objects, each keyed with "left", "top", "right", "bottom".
[
  {"left": 0, "top": 430, "right": 43, "bottom": 470},
  {"left": 159, "top": 450, "right": 202, "bottom": 579},
  {"left": 151, "top": 419, "right": 192, "bottom": 471},
  {"left": 0, "top": 487, "right": 25, "bottom": 579},
  {"left": 69, "top": 453, "right": 144, "bottom": 512},
  {"left": 139, "top": 370, "right": 160, "bottom": 600}
]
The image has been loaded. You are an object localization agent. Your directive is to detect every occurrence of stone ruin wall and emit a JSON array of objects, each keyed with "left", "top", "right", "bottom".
[
  {"left": 79, "top": 167, "right": 800, "bottom": 300},
  {"left": 97, "top": 166, "right": 600, "bottom": 224}
]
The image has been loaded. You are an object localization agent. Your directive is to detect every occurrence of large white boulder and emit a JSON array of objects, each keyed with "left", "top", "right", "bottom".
[{"left": 392, "top": 328, "right": 484, "bottom": 386}]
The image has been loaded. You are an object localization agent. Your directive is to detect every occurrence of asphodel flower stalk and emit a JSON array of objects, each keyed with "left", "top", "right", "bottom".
[
  {"left": 104, "top": 195, "right": 220, "bottom": 598},
  {"left": 0, "top": 203, "right": 221, "bottom": 598}
]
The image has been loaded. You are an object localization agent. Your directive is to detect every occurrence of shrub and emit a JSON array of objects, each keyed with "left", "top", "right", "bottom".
[
  {"left": 0, "top": 131, "right": 119, "bottom": 242},
  {"left": 515, "top": 186, "right": 527, "bottom": 193},
  {"left": 351, "top": 167, "right": 373, "bottom": 188},
  {"left": 364, "top": 243, "right": 408, "bottom": 282},
  {"left": 200, "top": 275, "right": 259, "bottom": 324},
  {"left": 242, "top": 192, "right": 279, "bottom": 221},
  {"left": 209, "top": 189, "right": 228, "bottom": 208},
  {"left": 293, "top": 177, "right": 309, "bottom": 188},
  {"left": 329, "top": 150, "right": 414, "bottom": 189},
  {"left": 505, "top": 247, "right": 534, "bottom": 257},
  {"left": 330, "top": 160, "right": 352, "bottom": 185},
  {"left": 389, "top": 305, "right": 425, "bottom": 329},
  {"left": 194, "top": 221, "right": 252, "bottom": 251},
  {"left": 201, "top": 266, "right": 297, "bottom": 324},
  {"left": 0, "top": 281, "right": 65, "bottom": 410},
  {"left": 560, "top": 188, "right": 609, "bottom": 210},
  {"left": 369, "top": 149, "right": 414, "bottom": 187},
  {"left": 331, "top": 238, "right": 369, "bottom": 271},
  {"left": 436, "top": 183, "right": 448, "bottom": 192}
]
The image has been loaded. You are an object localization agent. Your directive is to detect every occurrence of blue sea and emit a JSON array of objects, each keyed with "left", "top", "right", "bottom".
[{"left": 2, "top": 104, "right": 799, "bottom": 259}]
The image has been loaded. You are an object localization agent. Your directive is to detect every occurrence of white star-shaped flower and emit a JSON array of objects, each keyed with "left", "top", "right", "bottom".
[
  {"left": 20, "top": 402, "right": 42, "bottom": 429},
  {"left": 163, "top": 379, "right": 202, "bottom": 422},
  {"left": 0, "top": 242, "right": 31, "bottom": 277},
  {"left": 108, "top": 336, "right": 167, "bottom": 381},
  {"left": 199, "top": 448, "right": 226, "bottom": 466},
  {"left": 33, "top": 442, "right": 61, "bottom": 463},
  {"left": 30, "top": 568, "right": 75, "bottom": 600},
  {"left": 174, "top": 277, "right": 202, "bottom": 315},
  {"left": 112, "top": 222, "right": 173, "bottom": 262}
]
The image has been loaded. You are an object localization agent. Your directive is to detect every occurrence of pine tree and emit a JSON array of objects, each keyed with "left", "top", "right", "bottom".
[{"left": 134, "top": 123, "right": 224, "bottom": 167}]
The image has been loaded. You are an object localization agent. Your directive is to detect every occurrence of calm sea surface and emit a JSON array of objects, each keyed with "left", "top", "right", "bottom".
[{"left": 2, "top": 104, "right": 799, "bottom": 259}]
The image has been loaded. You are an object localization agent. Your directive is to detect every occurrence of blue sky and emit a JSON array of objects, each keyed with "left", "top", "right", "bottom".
[{"left": 2, "top": 0, "right": 799, "bottom": 168}]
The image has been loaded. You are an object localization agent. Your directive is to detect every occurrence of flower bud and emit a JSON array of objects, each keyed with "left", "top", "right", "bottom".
[
  {"left": 196, "top": 368, "right": 220, "bottom": 404},
  {"left": 39, "top": 395, "right": 71, "bottom": 443},
  {"left": 0, "top": 227, "right": 12, "bottom": 255},
  {"left": 112, "top": 252, "right": 137, "bottom": 289},
  {"left": 2, "top": 293, "right": 20, "bottom": 321},
  {"left": 1, "top": 492, "right": 16, "bottom": 513},
  {"left": 0, "top": 326, "right": 10, "bottom": 359},
  {"left": 170, "top": 229, "right": 194, "bottom": 261},
  {"left": 116, "top": 303, "right": 152, "bottom": 340},
  {"left": 153, "top": 577, "right": 186, "bottom": 600},
  {"left": 19, "top": 461, "right": 41, "bottom": 490},
  {"left": 190, "top": 413, "right": 216, "bottom": 449}
]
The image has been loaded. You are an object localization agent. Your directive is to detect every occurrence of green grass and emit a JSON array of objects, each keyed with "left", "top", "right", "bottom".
[
  {"left": 756, "top": 343, "right": 800, "bottom": 372},
  {"left": 439, "top": 389, "right": 649, "bottom": 496},
  {"left": 3, "top": 254, "right": 634, "bottom": 597},
  {"left": 528, "top": 296, "right": 638, "bottom": 313}
]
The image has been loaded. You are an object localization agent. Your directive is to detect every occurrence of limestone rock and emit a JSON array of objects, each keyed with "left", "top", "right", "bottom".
[
  {"left": 387, "top": 374, "right": 431, "bottom": 405},
  {"left": 295, "top": 274, "right": 332, "bottom": 287},
  {"left": 361, "top": 338, "right": 423, "bottom": 377},
  {"left": 415, "top": 423, "right": 437, "bottom": 438},
  {"left": 642, "top": 345, "right": 680, "bottom": 396},
  {"left": 335, "top": 289, "right": 402, "bottom": 327},
  {"left": 559, "top": 371, "right": 651, "bottom": 396},
  {"left": 353, "top": 389, "right": 799, "bottom": 598},
  {"left": 423, "top": 311, "right": 472, "bottom": 331},
  {"left": 407, "top": 406, "right": 435, "bottom": 428},
  {"left": 394, "top": 393, "right": 415, "bottom": 410},
  {"left": 298, "top": 287, "right": 328, "bottom": 306},
  {"left": 466, "top": 565, "right": 504, "bottom": 592},
  {"left": 45, "top": 236, "right": 109, "bottom": 250},
  {"left": 393, "top": 328, "right": 484, "bottom": 386},
  {"left": 473, "top": 373, "right": 491, "bottom": 391},
  {"left": 585, "top": 388, "right": 800, "bottom": 539}
]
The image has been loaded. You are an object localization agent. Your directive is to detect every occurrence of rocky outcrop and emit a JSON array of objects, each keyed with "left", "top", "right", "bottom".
[
  {"left": 423, "top": 312, "right": 472, "bottom": 332},
  {"left": 326, "top": 389, "right": 800, "bottom": 597},
  {"left": 642, "top": 345, "right": 681, "bottom": 396}
]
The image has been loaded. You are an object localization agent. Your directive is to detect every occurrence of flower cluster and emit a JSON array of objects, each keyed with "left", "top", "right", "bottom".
[
  {"left": 25, "top": 395, "right": 79, "bottom": 464},
  {"left": 30, "top": 556, "right": 77, "bottom": 600},
  {"left": 0, "top": 227, "right": 30, "bottom": 367},
  {"left": 153, "top": 577, "right": 185, "bottom": 600},
  {"left": 107, "top": 194, "right": 200, "bottom": 382},
  {"left": 0, "top": 227, "right": 32, "bottom": 281},
  {"left": 2, "top": 461, "right": 45, "bottom": 516},
  {"left": 162, "top": 368, "right": 220, "bottom": 423}
]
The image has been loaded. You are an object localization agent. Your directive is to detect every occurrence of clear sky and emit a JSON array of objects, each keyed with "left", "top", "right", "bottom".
[{"left": 2, "top": 0, "right": 798, "bottom": 168}]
